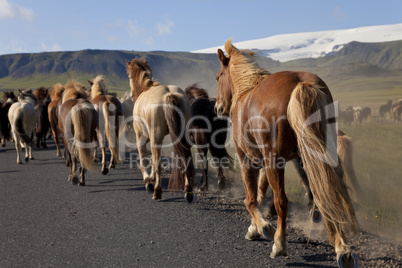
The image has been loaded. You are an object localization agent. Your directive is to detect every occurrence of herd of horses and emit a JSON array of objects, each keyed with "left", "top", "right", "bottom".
[
  {"left": 339, "top": 98, "right": 402, "bottom": 125},
  {"left": 1, "top": 39, "right": 369, "bottom": 267}
]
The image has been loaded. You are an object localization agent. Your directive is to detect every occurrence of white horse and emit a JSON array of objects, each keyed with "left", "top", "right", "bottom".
[{"left": 8, "top": 89, "right": 37, "bottom": 164}]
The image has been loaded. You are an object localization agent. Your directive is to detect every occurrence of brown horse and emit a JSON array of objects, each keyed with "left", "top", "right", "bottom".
[
  {"left": 214, "top": 39, "right": 357, "bottom": 267},
  {"left": 48, "top": 83, "right": 65, "bottom": 157},
  {"left": 126, "top": 58, "right": 194, "bottom": 202},
  {"left": 379, "top": 100, "right": 392, "bottom": 120},
  {"left": 58, "top": 79, "right": 97, "bottom": 185},
  {"left": 392, "top": 104, "right": 402, "bottom": 121},
  {"left": 33, "top": 86, "right": 50, "bottom": 149},
  {"left": 185, "top": 83, "right": 233, "bottom": 191},
  {"left": 87, "top": 75, "right": 123, "bottom": 175},
  {"left": 1, "top": 91, "right": 16, "bottom": 147}
]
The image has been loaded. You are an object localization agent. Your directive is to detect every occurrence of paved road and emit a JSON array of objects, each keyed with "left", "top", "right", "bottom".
[{"left": 1, "top": 140, "right": 400, "bottom": 267}]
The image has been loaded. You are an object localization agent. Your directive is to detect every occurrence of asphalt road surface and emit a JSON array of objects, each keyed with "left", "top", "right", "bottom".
[{"left": 1, "top": 140, "right": 401, "bottom": 267}]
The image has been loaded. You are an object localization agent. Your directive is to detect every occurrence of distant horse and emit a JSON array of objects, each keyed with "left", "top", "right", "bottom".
[
  {"left": 353, "top": 106, "right": 362, "bottom": 124},
  {"left": 48, "top": 83, "right": 65, "bottom": 157},
  {"left": 34, "top": 86, "right": 50, "bottom": 148},
  {"left": 1, "top": 91, "right": 16, "bottom": 147},
  {"left": 392, "top": 104, "right": 402, "bottom": 121},
  {"left": 339, "top": 107, "right": 354, "bottom": 126},
  {"left": 87, "top": 75, "right": 123, "bottom": 175},
  {"left": 214, "top": 40, "right": 357, "bottom": 267},
  {"left": 126, "top": 58, "right": 194, "bottom": 202},
  {"left": 8, "top": 89, "right": 37, "bottom": 164},
  {"left": 58, "top": 79, "right": 97, "bottom": 185},
  {"left": 185, "top": 83, "right": 233, "bottom": 191},
  {"left": 379, "top": 100, "right": 392, "bottom": 120},
  {"left": 391, "top": 99, "right": 402, "bottom": 121},
  {"left": 361, "top": 107, "right": 371, "bottom": 122}
]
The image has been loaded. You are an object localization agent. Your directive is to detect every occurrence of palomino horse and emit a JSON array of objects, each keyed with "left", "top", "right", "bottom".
[
  {"left": 48, "top": 83, "right": 65, "bottom": 157},
  {"left": 58, "top": 79, "right": 97, "bottom": 185},
  {"left": 185, "top": 83, "right": 233, "bottom": 191},
  {"left": 33, "top": 86, "right": 50, "bottom": 148},
  {"left": 214, "top": 40, "right": 358, "bottom": 267},
  {"left": 87, "top": 75, "right": 123, "bottom": 175},
  {"left": 8, "top": 89, "right": 37, "bottom": 164},
  {"left": 126, "top": 58, "right": 194, "bottom": 202},
  {"left": 1, "top": 91, "right": 16, "bottom": 147}
]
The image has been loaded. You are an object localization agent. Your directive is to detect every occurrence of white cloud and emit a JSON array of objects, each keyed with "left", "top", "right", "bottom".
[
  {"left": 0, "top": 0, "right": 34, "bottom": 20},
  {"left": 157, "top": 20, "right": 174, "bottom": 35},
  {"left": 127, "top": 20, "right": 155, "bottom": 46},
  {"left": 40, "top": 42, "right": 62, "bottom": 52}
]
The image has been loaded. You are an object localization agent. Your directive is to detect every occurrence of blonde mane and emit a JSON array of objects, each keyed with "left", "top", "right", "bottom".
[
  {"left": 126, "top": 58, "right": 159, "bottom": 101},
  {"left": 90, "top": 74, "right": 107, "bottom": 99},
  {"left": 50, "top": 83, "right": 65, "bottom": 102},
  {"left": 62, "top": 79, "right": 88, "bottom": 103},
  {"left": 225, "top": 39, "right": 270, "bottom": 113}
]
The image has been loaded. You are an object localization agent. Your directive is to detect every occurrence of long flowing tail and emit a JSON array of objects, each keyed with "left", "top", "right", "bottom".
[
  {"left": 163, "top": 93, "right": 194, "bottom": 190},
  {"left": 287, "top": 82, "right": 358, "bottom": 238},
  {"left": 71, "top": 103, "right": 96, "bottom": 172},
  {"left": 337, "top": 130, "right": 361, "bottom": 202},
  {"left": 102, "top": 101, "right": 121, "bottom": 163},
  {"left": 14, "top": 107, "right": 32, "bottom": 145}
]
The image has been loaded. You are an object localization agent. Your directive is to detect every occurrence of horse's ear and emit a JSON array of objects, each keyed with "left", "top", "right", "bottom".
[
  {"left": 19, "top": 89, "right": 22, "bottom": 93},
  {"left": 217, "top": 49, "right": 229, "bottom": 66},
  {"left": 86, "top": 80, "right": 93, "bottom": 86},
  {"left": 125, "top": 59, "right": 130, "bottom": 65}
]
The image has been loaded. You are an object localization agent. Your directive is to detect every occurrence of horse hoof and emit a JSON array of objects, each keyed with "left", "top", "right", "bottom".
[
  {"left": 71, "top": 176, "right": 79, "bottom": 185},
  {"left": 261, "top": 224, "right": 276, "bottom": 240},
  {"left": 217, "top": 179, "right": 226, "bottom": 191},
  {"left": 24, "top": 157, "right": 29, "bottom": 163},
  {"left": 310, "top": 208, "right": 322, "bottom": 223},
  {"left": 145, "top": 183, "right": 154, "bottom": 194},
  {"left": 101, "top": 167, "right": 109, "bottom": 175},
  {"left": 79, "top": 182, "right": 85, "bottom": 186},
  {"left": 270, "top": 250, "right": 288, "bottom": 259},
  {"left": 337, "top": 253, "right": 358, "bottom": 268},
  {"left": 199, "top": 184, "right": 208, "bottom": 192},
  {"left": 245, "top": 227, "right": 260, "bottom": 241},
  {"left": 185, "top": 192, "right": 195, "bottom": 204},
  {"left": 152, "top": 190, "right": 162, "bottom": 200}
]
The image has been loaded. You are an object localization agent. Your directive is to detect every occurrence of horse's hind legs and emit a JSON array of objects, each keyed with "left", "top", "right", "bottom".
[
  {"left": 198, "top": 148, "right": 209, "bottom": 192},
  {"left": 79, "top": 167, "right": 86, "bottom": 186}
]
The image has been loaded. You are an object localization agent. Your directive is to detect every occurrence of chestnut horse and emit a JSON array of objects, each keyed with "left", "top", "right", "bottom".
[
  {"left": 87, "top": 75, "right": 123, "bottom": 175},
  {"left": 58, "top": 79, "right": 97, "bottom": 185},
  {"left": 185, "top": 83, "right": 233, "bottom": 191},
  {"left": 48, "top": 83, "right": 65, "bottom": 157},
  {"left": 8, "top": 89, "right": 37, "bottom": 164},
  {"left": 215, "top": 40, "right": 358, "bottom": 267},
  {"left": 126, "top": 58, "right": 194, "bottom": 202}
]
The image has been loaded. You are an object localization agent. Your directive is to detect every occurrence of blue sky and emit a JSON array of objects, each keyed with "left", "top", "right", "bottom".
[{"left": 0, "top": 0, "right": 401, "bottom": 55}]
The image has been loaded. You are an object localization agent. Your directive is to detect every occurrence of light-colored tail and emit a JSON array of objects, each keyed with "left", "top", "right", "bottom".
[
  {"left": 14, "top": 107, "right": 32, "bottom": 145},
  {"left": 71, "top": 103, "right": 96, "bottom": 172},
  {"left": 287, "top": 82, "right": 358, "bottom": 238},
  {"left": 102, "top": 101, "right": 121, "bottom": 163},
  {"left": 163, "top": 93, "right": 194, "bottom": 191}
]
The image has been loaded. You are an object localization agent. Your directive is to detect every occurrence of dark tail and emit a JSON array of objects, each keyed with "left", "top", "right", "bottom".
[
  {"left": 209, "top": 117, "right": 234, "bottom": 170},
  {"left": 0, "top": 103, "right": 12, "bottom": 140},
  {"left": 15, "top": 108, "right": 32, "bottom": 145},
  {"left": 163, "top": 93, "right": 194, "bottom": 190}
]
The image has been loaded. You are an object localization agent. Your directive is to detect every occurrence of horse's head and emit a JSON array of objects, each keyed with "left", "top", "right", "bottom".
[
  {"left": 87, "top": 75, "right": 106, "bottom": 99},
  {"left": 215, "top": 47, "right": 234, "bottom": 118},
  {"left": 18, "top": 89, "right": 37, "bottom": 106},
  {"left": 125, "top": 58, "right": 156, "bottom": 101}
]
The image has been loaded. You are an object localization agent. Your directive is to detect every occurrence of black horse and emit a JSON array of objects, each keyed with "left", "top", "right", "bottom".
[
  {"left": 185, "top": 83, "right": 233, "bottom": 191},
  {"left": 33, "top": 87, "right": 51, "bottom": 148}
]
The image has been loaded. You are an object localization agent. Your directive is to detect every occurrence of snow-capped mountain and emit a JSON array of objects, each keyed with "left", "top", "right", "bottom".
[{"left": 193, "top": 23, "right": 402, "bottom": 62}]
